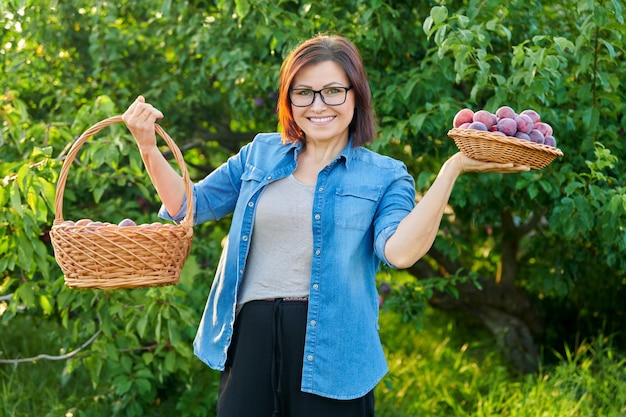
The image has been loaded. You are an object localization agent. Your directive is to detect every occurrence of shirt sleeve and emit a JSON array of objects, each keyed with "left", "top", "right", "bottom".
[
  {"left": 158, "top": 142, "right": 252, "bottom": 225},
  {"left": 373, "top": 161, "right": 416, "bottom": 268}
]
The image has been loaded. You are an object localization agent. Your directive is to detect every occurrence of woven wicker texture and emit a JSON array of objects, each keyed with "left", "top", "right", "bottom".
[
  {"left": 448, "top": 128, "right": 564, "bottom": 170},
  {"left": 50, "top": 116, "right": 194, "bottom": 289}
]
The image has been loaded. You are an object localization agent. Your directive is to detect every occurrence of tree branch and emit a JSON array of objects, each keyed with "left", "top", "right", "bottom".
[{"left": 0, "top": 328, "right": 102, "bottom": 364}]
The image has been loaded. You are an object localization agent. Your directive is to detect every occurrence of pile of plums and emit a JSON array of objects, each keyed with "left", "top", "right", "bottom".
[{"left": 453, "top": 106, "right": 557, "bottom": 147}]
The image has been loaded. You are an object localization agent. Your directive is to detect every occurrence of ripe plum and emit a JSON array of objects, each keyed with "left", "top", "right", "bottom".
[
  {"left": 544, "top": 135, "right": 557, "bottom": 147},
  {"left": 495, "top": 106, "right": 516, "bottom": 121},
  {"left": 516, "top": 114, "right": 534, "bottom": 134},
  {"left": 473, "top": 110, "right": 496, "bottom": 128},
  {"left": 497, "top": 118, "right": 517, "bottom": 136},
  {"left": 534, "top": 122, "right": 553, "bottom": 137},
  {"left": 528, "top": 129, "right": 545, "bottom": 144},
  {"left": 468, "top": 121, "right": 488, "bottom": 131},
  {"left": 520, "top": 109, "right": 541, "bottom": 124},
  {"left": 118, "top": 218, "right": 137, "bottom": 227},
  {"left": 453, "top": 108, "right": 475, "bottom": 128}
]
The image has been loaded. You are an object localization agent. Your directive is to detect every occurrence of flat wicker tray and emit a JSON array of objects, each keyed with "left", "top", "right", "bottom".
[
  {"left": 448, "top": 128, "right": 564, "bottom": 170},
  {"left": 50, "top": 116, "right": 194, "bottom": 289}
]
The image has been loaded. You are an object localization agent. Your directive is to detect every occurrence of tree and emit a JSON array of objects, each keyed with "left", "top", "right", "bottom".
[{"left": 1, "top": 0, "right": 624, "bottom": 414}]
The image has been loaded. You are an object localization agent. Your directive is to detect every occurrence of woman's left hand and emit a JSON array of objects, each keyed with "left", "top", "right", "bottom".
[{"left": 451, "top": 152, "right": 531, "bottom": 174}]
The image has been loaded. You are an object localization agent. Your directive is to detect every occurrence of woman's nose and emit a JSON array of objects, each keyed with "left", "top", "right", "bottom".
[{"left": 310, "top": 92, "right": 327, "bottom": 110}]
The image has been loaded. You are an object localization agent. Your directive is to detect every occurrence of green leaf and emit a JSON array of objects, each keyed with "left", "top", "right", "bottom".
[
  {"left": 155, "top": 310, "right": 162, "bottom": 343},
  {"left": 165, "top": 350, "right": 176, "bottom": 373},
  {"left": 564, "top": 181, "right": 584, "bottom": 196},
  {"left": 137, "top": 313, "right": 149, "bottom": 339},
  {"left": 599, "top": 39, "right": 616, "bottom": 59},
  {"left": 434, "top": 25, "right": 448, "bottom": 46},
  {"left": 40, "top": 294, "right": 53, "bottom": 314},
  {"left": 121, "top": 355, "right": 133, "bottom": 372},
  {"left": 430, "top": 6, "right": 448, "bottom": 25},
  {"left": 16, "top": 163, "right": 31, "bottom": 193},
  {"left": 142, "top": 352, "right": 154, "bottom": 365},
  {"left": 235, "top": 0, "right": 250, "bottom": 20},
  {"left": 422, "top": 16, "right": 434, "bottom": 36},
  {"left": 607, "top": 194, "right": 623, "bottom": 214},
  {"left": 554, "top": 36, "right": 575, "bottom": 52},
  {"left": 168, "top": 319, "right": 181, "bottom": 346},
  {"left": 93, "top": 184, "right": 106, "bottom": 203},
  {"left": 84, "top": 356, "right": 104, "bottom": 387},
  {"left": 16, "top": 283, "right": 36, "bottom": 306},
  {"left": 416, "top": 171, "right": 432, "bottom": 190},
  {"left": 401, "top": 78, "right": 420, "bottom": 102},
  {"left": 114, "top": 377, "right": 132, "bottom": 396},
  {"left": 10, "top": 181, "right": 23, "bottom": 215},
  {"left": 0, "top": 184, "right": 7, "bottom": 208},
  {"left": 539, "top": 180, "right": 553, "bottom": 194},
  {"left": 105, "top": 342, "right": 120, "bottom": 362},
  {"left": 135, "top": 378, "right": 152, "bottom": 395}
]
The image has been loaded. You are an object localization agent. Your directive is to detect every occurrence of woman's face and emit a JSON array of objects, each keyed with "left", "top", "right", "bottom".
[{"left": 290, "top": 60, "right": 355, "bottom": 146}]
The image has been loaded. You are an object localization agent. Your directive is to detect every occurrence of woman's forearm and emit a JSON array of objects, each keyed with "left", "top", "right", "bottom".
[
  {"left": 139, "top": 145, "right": 186, "bottom": 218},
  {"left": 384, "top": 154, "right": 463, "bottom": 269}
]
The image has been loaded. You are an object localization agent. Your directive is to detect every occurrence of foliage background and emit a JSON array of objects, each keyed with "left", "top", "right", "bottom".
[{"left": 1, "top": 0, "right": 625, "bottom": 415}]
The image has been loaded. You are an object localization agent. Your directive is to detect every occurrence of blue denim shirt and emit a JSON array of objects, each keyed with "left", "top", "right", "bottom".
[{"left": 160, "top": 133, "right": 416, "bottom": 400}]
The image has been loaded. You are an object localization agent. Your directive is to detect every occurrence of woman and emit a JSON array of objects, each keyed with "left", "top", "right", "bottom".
[{"left": 122, "top": 34, "right": 528, "bottom": 417}]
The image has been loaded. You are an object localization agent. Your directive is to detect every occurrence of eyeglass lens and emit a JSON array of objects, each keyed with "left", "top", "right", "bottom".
[{"left": 289, "top": 87, "right": 351, "bottom": 107}]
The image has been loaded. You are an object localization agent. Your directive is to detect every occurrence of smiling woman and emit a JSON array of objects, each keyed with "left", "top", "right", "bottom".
[
  {"left": 277, "top": 35, "right": 376, "bottom": 147},
  {"left": 289, "top": 60, "right": 355, "bottom": 154},
  {"left": 121, "top": 33, "right": 528, "bottom": 417}
]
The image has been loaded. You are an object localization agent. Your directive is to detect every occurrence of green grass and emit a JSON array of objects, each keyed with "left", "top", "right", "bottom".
[
  {"left": 2, "top": 306, "right": 625, "bottom": 416},
  {"left": 376, "top": 307, "right": 626, "bottom": 417}
]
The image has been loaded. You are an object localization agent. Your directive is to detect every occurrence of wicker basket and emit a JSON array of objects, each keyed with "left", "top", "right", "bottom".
[
  {"left": 50, "top": 115, "right": 194, "bottom": 289},
  {"left": 448, "top": 128, "right": 564, "bottom": 170}
]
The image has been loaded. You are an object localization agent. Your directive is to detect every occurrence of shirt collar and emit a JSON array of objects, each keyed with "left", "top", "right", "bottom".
[
  {"left": 290, "top": 133, "right": 356, "bottom": 169},
  {"left": 338, "top": 133, "right": 356, "bottom": 169}
]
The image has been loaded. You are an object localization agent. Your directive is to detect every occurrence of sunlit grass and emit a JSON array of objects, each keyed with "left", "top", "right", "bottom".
[{"left": 376, "top": 306, "right": 626, "bottom": 417}]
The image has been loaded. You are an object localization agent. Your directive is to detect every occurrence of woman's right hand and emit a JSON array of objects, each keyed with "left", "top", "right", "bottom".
[
  {"left": 121, "top": 96, "right": 164, "bottom": 151},
  {"left": 121, "top": 96, "right": 186, "bottom": 217}
]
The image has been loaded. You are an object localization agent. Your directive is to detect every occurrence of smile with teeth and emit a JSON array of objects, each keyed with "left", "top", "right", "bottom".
[{"left": 309, "top": 116, "right": 335, "bottom": 123}]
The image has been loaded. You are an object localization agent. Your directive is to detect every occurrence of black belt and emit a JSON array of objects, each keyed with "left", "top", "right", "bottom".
[{"left": 262, "top": 297, "right": 308, "bottom": 303}]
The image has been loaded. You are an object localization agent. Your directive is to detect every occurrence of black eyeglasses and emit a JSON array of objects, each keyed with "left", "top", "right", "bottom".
[{"left": 288, "top": 86, "right": 353, "bottom": 107}]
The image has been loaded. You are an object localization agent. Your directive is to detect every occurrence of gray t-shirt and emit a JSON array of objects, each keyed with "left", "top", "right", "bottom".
[{"left": 237, "top": 174, "right": 314, "bottom": 307}]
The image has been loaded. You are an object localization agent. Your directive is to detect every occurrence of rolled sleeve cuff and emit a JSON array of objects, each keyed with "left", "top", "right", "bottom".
[
  {"left": 158, "top": 193, "right": 191, "bottom": 224},
  {"left": 375, "top": 224, "right": 400, "bottom": 268}
]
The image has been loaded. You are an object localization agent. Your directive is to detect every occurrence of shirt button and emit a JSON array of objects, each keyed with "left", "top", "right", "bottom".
[
  {"left": 312, "top": 284, "right": 319, "bottom": 290},
  {"left": 248, "top": 202, "right": 254, "bottom": 207},
  {"left": 315, "top": 249, "right": 321, "bottom": 256},
  {"left": 307, "top": 355, "right": 314, "bottom": 361},
  {"left": 314, "top": 214, "right": 320, "bottom": 220},
  {"left": 318, "top": 187, "right": 324, "bottom": 192},
  {"left": 310, "top": 320, "right": 317, "bottom": 327},
  {"left": 242, "top": 235, "right": 248, "bottom": 241},
  {"left": 267, "top": 176, "right": 272, "bottom": 180}
]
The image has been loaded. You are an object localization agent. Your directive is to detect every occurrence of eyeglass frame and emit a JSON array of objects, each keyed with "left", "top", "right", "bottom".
[{"left": 288, "top": 86, "right": 353, "bottom": 107}]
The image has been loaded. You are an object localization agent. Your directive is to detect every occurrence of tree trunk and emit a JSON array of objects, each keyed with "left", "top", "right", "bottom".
[
  {"left": 426, "top": 276, "right": 542, "bottom": 374},
  {"left": 409, "top": 245, "right": 543, "bottom": 374}
]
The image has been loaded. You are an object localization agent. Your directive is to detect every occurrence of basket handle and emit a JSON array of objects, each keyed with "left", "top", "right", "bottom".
[{"left": 53, "top": 115, "right": 194, "bottom": 227}]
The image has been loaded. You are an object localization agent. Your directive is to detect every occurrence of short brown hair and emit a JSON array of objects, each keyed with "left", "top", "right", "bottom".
[{"left": 277, "top": 35, "right": 376, "bottom": 147}]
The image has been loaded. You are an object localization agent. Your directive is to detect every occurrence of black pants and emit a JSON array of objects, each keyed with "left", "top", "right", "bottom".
[{"left": 217, "top": 299, "right": 375, "bottom": 417}]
